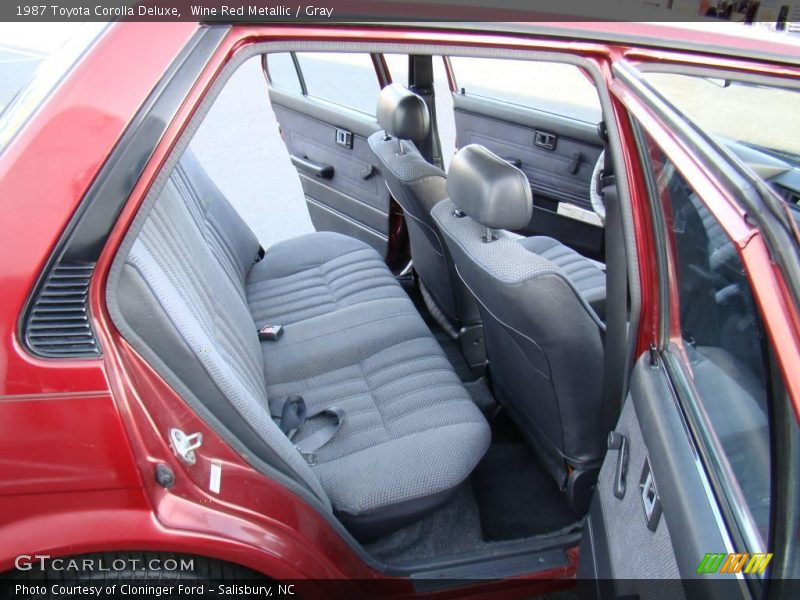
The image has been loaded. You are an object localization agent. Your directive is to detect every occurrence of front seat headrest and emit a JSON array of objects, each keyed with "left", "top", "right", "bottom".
[
  {"left": 446, "top": 144, "right": 533, "bottom": 231},
  {"left": 376, "top": 83, "right": 430, "bottom": 141}
]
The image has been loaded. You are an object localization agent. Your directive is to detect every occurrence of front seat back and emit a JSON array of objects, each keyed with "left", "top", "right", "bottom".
[
  {"left": 432, "top": 144, "right": 606, "bottom": 508},
  {"left": 369, "top": 84, "right": 479, "bottom": 332}
]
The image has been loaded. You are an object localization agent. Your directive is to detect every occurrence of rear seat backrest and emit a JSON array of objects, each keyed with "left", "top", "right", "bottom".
[
  {"left": 173, "top": 150, "right": 262, "bottom": 290},
  {"left": 107, "top": 152, "right": 330, "bottom": 505}
]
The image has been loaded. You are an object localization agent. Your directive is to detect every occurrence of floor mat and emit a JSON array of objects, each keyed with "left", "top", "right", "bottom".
[
  {"left": 364, "top": 485, "right": 485, "bottom": 563},
  {"left": 471, "top": 442, "right": 580, "bottom": 541}
]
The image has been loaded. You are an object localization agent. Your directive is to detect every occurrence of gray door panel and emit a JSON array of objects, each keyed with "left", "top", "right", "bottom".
[
  {"left": 452, "top": 93, "right": 604, "bottom": 259},
  {"left": 268, "top": 88, "right": 390, "bottom": 257},
  {"left": 578, "top": 354, "right": 743, "bottom": 600},
  {"left": 454, "top": 93, "right": 602, "bottom": 145}
]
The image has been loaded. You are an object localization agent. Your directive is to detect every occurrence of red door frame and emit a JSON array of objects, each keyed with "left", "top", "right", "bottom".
[
  {"left": 611, "top": 54, "right": 800, "bottom": 416},
  {"left": 1, "top": 21, "right": 797, "bottom": 596},
  {"left": 87, "top": 24, "right": 617, "bottom": 596}
]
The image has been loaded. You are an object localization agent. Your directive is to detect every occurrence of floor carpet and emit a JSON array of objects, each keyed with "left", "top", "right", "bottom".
[{"left": 471, "top": 441, "right": 580, "bottom": 541}]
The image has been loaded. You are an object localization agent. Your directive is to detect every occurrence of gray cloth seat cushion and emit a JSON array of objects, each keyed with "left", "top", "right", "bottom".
[
  {"left": 110, "top": 169, "right": 329, "bottom": 504},
  {"left": 520, "top": 236, "right": 606, "bottom": 319},
  {"left": 246, "top": 231, "right": 407, "bottom": 327},
  {"left": 260, "top": 300, "right": 489, "bottom": 528},
  {"left": 108, "top": 149, "right": 490, "bottom": 540}
]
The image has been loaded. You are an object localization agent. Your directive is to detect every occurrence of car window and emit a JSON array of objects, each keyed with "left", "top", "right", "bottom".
[
  {"left": 293, "top": 52, "right": 380, "bottom": 115},
  {"left": 448, "top": 56, "right": 602, "bottom": 123},
  {"left": 384, "top": 54, "right": 408, "bottom": 86},
  {"left": 642, "top": 72, "right": 800, "bottom": 158},
  {"left": 639, "top": 128, "right": 772, "bottom": 555},
  {"left": 265, "top": 52, "right": 302, "bottom": 94}
]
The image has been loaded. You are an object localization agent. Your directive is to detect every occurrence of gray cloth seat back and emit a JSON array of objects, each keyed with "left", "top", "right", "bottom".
[
  {"left": 433, "top": 144, "right": 606, "bottom": 487},
  {"left": 107, "top": 151, "right": 330, "bottom": 506},
  {"left": 369, "top": 84, "right": 479, "bottom": 327},
  {"left": 172, "top": 150, "right": 262, "bottom": 291}
]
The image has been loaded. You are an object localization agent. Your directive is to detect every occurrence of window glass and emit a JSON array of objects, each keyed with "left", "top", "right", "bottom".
[
  {"left": 294, "top": 52, "right": 380, "bottom": 115},
  {"left": 448, "top": 56, "right": 601, "bottom": 123},
  {"left": 640, "top": 129, "right": 772, "bottom": 552},
  {"left": 643, "top": 72, "right": 800, "bottom": 158},
  {"left": 384, "top": 53, "right": 408, "bottom": 86},
  {"left": 434, "top": 57, "right": 456, "bottom": 169},
  {"left": 265, "top": 52, "right": 301, "bottom": 94}
]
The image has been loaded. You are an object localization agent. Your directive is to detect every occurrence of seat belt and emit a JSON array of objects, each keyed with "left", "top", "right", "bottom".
[
  {"left": 408, "top": 55, "right": 444, "bottom": 169},
  {"left": 599, "top": 125, "right": 629, "bottom": 435},
  {"left": 270, "top": 395, "right": 345, "bottom": 465}
]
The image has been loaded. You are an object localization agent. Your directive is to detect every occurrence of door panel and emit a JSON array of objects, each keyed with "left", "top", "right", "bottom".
[
  {"left": 452, "top": 92, "right": 605, "bottom": 259},
  {"left": 579, "top": 355, "right": 739, "bottom": 600},
  {"left": 580, "top": 86, "right": 784, "bottom": 597},
  {"left": 267, "top": 72, "right": 391, "bottom": 257}
]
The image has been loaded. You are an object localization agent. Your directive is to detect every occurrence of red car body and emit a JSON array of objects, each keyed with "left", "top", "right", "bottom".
[{"left": 1, "top": 21, "right": 799, "bottom": 598}]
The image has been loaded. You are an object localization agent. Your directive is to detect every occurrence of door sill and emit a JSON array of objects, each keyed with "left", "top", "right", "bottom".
[{"left": 384, "top": 530, "right": 581, "bottom": 590}]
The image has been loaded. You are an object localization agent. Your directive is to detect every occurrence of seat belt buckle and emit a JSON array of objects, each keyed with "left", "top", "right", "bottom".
[
  {"left": 258, "top": 325, "right": 284, "bottom": 341},
  {"left": 300, "top": 451, "right": 317, "bottom": 466},
  {"left": 597, "top": 170, "right": 616, "bottom": 196}
]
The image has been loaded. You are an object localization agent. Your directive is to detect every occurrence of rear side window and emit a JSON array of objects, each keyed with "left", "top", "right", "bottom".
[
  {"left": 295, "top": 52, "right": 380, "bottom": 115},
  {"left": 384, "top": 53, "right": 408, "bottom": 86},
  {"left": 639, "top": 128, "right": 773, "bottom": 557},
  {"left": 448, "top": 56, "right": 601, "bottom": 123},
  {"left": 265, "top": 52, "right": 301, "bottom": 94}
]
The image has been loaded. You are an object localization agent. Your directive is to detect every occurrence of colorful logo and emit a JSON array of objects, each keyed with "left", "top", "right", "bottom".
[{"left": 696, "top": 552, "right": 773, "bottom": 575}]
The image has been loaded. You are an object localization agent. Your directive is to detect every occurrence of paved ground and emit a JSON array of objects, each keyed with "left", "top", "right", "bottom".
[{"left": 189, "top": 57, "right": 315, "bottom": 247}]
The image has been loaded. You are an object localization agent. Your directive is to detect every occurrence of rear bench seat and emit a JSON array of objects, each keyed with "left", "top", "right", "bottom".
[{"left": 107, "top": 150, "right": 490, "bottom": 539}]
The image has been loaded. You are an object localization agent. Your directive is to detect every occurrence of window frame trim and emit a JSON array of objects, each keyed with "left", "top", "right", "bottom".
[
  {"left": 444, "top": 54, "right": 603, "bottom": 124},
  {"left": 264, "top": 50, "right": 385, "bottom": 117},
  {"left": 630, "top": 115, "right": 773, "bottom": 594}
]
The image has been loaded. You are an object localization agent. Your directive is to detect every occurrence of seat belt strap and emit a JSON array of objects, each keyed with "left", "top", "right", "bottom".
[
  {"left": 269, "top": 397, "right": 345, "bottom": 465},
  {"left": 601, "top": 142, "right": 629, "bottom": 435},
  {"left": 408, "top": 55, "right": 443, "bottom": 169},
  {"left": 294, "top": 407, "right": 345, "bottom": 465}
]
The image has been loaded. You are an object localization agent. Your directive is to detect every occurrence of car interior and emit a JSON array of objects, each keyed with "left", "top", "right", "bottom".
[
  {"left": 103, "top": 49, "right": 620, "bottom": 572},
  {"left": 102, "top": 46, "right": 771, "bottom": 576}
]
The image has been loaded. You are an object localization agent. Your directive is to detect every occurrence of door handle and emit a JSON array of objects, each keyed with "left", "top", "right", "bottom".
[
  {"left": 640, "top": 458, "right": 662, "bottom": 531},
  {"left": 607, "top": 431, "right": 628, "bottom": 499},
  {"left": 291, "top": 155, "right": 334, "bottom": 179},
  {"left": 568, "top": 152, "right": 582, "bottom": 175},
  {"left": 502, "top": 157, "right": 522, "bottom": 168},
  {"left": 534, "top": 130, "right": 557, "bottom": 150}
]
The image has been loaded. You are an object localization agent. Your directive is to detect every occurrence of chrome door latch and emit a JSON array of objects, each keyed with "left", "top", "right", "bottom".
[{"left": 169, "top": 428, "right": 203, "bottom": 464}]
